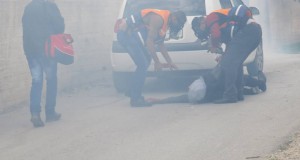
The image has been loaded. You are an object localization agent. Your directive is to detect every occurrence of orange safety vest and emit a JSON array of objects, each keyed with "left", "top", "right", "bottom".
[
  {"left": 207, "top": 8, "right": 230, "bottom": 28},
  {"left": 141, "top": 9, "right": 170, "bottom": 37},
  {"left": 213, "top": 8, "right": 230, "bottom": 15}
]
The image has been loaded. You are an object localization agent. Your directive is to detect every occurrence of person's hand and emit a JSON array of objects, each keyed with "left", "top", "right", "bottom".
[
  {"left": 215, "top": 55, "right": 222, "bottom": 62},
  {"left": 160, "top": 63, "right": 178, "bottom": 70},
  {"left": 208, "top": 47, "right": 223, "bottom": 54},
  {"left": 154, "top": 62, "right": 163, "bottom": 71},
  {"left": 114, "top": 19, "right": 127, "bottom": 33},
  {"left": 167, "top": 62, "right": 178, "bottom": 70},
  {"left": 118, "top": 19, "right": 127, "bottom": 31}
]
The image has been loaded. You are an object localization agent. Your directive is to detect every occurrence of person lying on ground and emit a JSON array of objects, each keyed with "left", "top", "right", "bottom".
[{"left": 147, "top": 68, "right": 266, "bottom": 105}]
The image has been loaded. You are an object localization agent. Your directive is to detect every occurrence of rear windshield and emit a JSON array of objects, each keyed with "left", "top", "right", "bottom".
[
  {"left": 219, "top": 0, "right": 244, "bottom": 9},
  {"left": 124, "top": 0, "right": 206, "bottom": 17}
]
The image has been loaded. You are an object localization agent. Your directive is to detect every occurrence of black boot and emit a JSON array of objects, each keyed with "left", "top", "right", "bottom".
[
  {"left": 237, "top": 89, "right": 244, "bottom": 101},
  {"left": 31, "top": 113, "right": 44, "bottom": 128},
  {"left": 46, "top": 111, "right": 61, "bottom": 122},
  {"left": 216, "top": 87, "right": 238, "bottom": 104},
  {"left": 257, "top": 71, "right": 267, "bottom": 92}
]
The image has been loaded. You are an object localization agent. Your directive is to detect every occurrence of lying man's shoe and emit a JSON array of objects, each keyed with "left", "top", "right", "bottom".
[
  {"left": 46, "top": 112, "right": 61, "bottom": 122},
  {"left": 257, "top": 71, "right": 267, "bottom": 83},
  {"left": 130, "top": 98, "right": 152, "bottom": 107},
  {"left": 214, "top": 97, "right": 237, "bottom": 104},
  {"left": 257, "top": 71, "right": 267, "bottom": 92},
  {"left": 258, "top": 82, "right": 267, "bottom": 92},
  {"left": 31, "top": 113, "right": 44, "bottom": 128}
]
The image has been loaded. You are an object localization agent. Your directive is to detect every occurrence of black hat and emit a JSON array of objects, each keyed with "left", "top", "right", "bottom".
[
  {"left": 169, "top": 10, "right": 187, "bottom": 35},
  {"left": 191, "top": 16, "right": 208, "bottom": 41}
]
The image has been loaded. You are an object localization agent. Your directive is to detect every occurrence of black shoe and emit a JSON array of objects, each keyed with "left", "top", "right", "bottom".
[
  {"left": 214, "top": 98, "right": 237, "bottom": 104},
  {"left": 258, "top": 83, "right": 267, "bottom": 92},
  {"left": 130, "top": 98, "right": 152, "bottom": 107},
  {"left": 31, "top": 113, "right": 44, "bottom": 128},
  {"left": 46, "top": 112, "right": 61, "bottom": 122},
  {"left": 257, "top": 71, "right": 266, "bottom": 83},
  {"left": 257, "top": 71, "right": 267, "bottom": 92}
]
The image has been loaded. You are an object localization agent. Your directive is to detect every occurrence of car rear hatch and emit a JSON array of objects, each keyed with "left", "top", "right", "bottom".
[{"left": 112, "top": 0, "right": 209, "bottom": 53}]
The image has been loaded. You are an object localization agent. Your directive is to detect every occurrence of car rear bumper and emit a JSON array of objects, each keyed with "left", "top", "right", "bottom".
[{"left": 111, "top": 40, "right": 256, "bottom": 73}]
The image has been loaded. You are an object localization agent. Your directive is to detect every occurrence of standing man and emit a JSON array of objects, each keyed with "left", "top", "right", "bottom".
[
  {"left": 115, "top": 9, "right": 187, "bottom": 107},
  {"left": 22, "top": 0, "right": 65, "bottom": 127}
]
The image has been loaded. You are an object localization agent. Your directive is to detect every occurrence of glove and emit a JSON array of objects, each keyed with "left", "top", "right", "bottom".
[
  {"left": 208, "top": 47, "right": 223, "bottom": 54},
  {"left": 154, "top": 62, "right": 163, "bottom": 71},
  {"left": 215, "top": 55, "right": 222, "bottom": 62}
]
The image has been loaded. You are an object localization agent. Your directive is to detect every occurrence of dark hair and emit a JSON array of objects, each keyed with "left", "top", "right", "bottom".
[
  {"left": 191, "top": 16, "right": 208, "bottom": 41},
  {"left": 172, "top": 10, "right": 187, "bottom": 27},
  {"left": 169, "top": 10, "right": 187, "bottom": 35}
]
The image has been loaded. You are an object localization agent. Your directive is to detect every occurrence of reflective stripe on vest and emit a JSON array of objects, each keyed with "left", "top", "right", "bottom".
[{"left": 141, "top": 9, "right": 170, "bottom": 37}]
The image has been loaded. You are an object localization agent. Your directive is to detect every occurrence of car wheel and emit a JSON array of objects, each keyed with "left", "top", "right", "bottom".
[
  {"left": 113, "top": 72, "right": 132, "bottom": 93},
  {"left": 247, "top": 41, "right": 263, "bottom": 76}
]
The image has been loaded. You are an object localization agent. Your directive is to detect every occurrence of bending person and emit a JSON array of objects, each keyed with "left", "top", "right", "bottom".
[{"left": 115, "top": 9, "right": 187, "bottom": 107}]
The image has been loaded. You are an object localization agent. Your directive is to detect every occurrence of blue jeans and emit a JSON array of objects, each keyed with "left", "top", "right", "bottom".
[
  {"left": 117, "top": 31, "right": 151, "bottom": 101},
  {"left": 26, "top": 54, "right": 58, "bottom": 114}
]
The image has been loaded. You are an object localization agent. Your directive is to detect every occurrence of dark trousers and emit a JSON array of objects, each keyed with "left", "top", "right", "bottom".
[
  {"left": 152, "top": 74, "right": 263, "bottom": 104},
  {"left": 117, "top": 31, "right": 151, "bottom": 101},
  {"left": 26, "top": 54, "right": 58, "bottom": 114},
  {"left": 220, "top": 23, "right": 262, "bottom": 100}
]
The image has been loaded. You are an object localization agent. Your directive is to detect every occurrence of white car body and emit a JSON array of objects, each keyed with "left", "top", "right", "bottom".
[{"left": 111, "top": 0, "right": 263, "bottom": 91}]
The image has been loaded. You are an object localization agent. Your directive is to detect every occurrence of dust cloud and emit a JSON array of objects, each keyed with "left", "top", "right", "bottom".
[{"left": 250, "top": 0, "right": 300, "bottom": 54}]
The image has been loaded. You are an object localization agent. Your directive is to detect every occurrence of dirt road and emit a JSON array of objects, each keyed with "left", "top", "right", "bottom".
[{"left": 1, "top": 52, "right": 300, "bottom": 160}]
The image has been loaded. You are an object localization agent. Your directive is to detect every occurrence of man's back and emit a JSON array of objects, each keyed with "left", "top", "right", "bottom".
[{"left": 22, "top": 0, "right": 64, "bottom": 55}]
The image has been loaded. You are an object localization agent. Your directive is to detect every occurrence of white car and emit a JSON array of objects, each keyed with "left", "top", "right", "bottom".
[{"left": 111, "top": 0, "right": 263, "bottom": 92}]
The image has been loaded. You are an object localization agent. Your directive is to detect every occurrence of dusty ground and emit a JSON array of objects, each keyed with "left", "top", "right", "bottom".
[
  {"left": 264, "top": 133, "right": 300, "bottom": 160},
  {"left": 1, "top": 52, "right": 300, "bottom": 160}
]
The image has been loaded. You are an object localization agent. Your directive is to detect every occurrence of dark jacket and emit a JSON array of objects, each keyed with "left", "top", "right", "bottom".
[{"left": 22, "top": 0, "right": 65, "bottom": 55}]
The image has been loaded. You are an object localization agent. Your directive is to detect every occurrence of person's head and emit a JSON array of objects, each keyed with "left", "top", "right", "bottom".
[
  {"left": 169, "top": 10, "right": 187, "bottom": 36},
  {"left": 191, "top": 16, "right": 208, "bottom": 41},
  {"left": 228, "top": 5, "right": 252, "bottom": 27}
]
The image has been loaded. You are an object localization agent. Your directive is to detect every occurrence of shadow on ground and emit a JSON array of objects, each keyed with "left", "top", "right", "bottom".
[{"left": 143, "top": 77, "right": 196, "bottom": 93}]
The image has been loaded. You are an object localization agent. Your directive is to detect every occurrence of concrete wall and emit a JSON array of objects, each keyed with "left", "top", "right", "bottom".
[
  {"left": 1, "top": 1, "right": 31, "bottom": 112},
  {"left": 268, "top": 0, "right": 300, "bottom": 47},
  {"left": 1, "top": 0, "right": 300, "bottom": 112},
  {"left": 250, "top": 0, "right": 300, "bottom": 48},
  {"left": 0, "top": 0, "right": 122, "bottom": 112}
]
